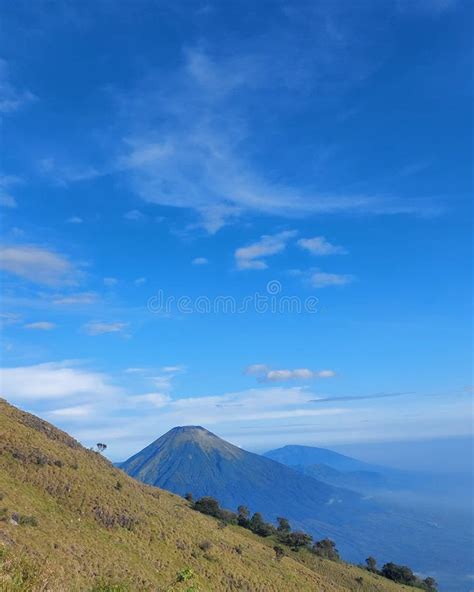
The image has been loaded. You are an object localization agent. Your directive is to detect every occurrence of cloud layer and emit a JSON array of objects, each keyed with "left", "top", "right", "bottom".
[{"left": 0, "top": 361, "right": 117, "bottom": 401}]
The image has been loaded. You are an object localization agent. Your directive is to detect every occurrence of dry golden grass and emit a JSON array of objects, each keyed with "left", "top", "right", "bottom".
[{"left": 0, "top": 399, "right": 412, "bottom": 592}]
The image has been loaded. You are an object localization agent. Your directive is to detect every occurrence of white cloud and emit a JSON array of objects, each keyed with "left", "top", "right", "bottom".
[
  {"left": 12, "top": 365, "right": 468, "bottom": 461},
  {"left": 124, "top": 209, "right": 145, "bottom": 221},
  {"left": 134, "top": 277, "right": 146, "bottom": 286},
  {"left": 161, "top": 365, "right": 185, "bottom": 374},
  {"left": 53, "top": 292, "right": 97, "bottom": 305},
  {"left": 245, "top": 364, "right": 336, "bottom": 382},
  {"left": 0, "top": 361, "right": 117, "bottom": 401},
  {"left": 297, "top": 236, "right": 346, "bottom": 255},
  {"left": 245, "top": 364, "right": 270, "bottom": 376},
  {"left": 310, "top": 272, "right": 354, "bottom": 288},
  {"left": 24, "top": 321, "right": 56, "bottom": 331},
  {"left": 83, "top": 321, "right": 128, "bottom": 336},
  {"left": 318, "top": 369, "right": 337, "bottom": 378},
  {"left": 192, "top": 257, "right": 209, "bottom": 265},
  {"left": 235, "top": 230, "right": 296, "bottom": 270},
  {"left": 49, "top": 404, "right": 93, "bottom": 418},
  {"left": 66, "top": 216, "right": 83, "bottom": 224},
  {"left": 0, "top": 245, "right": 78, "bottom": 286},
  {"left": 0, "top": 59, "right": 36, "bottom": 114},
  {"left": 267, "top": 369, "right": 336, "bottom": 381},
  {"left": 103, "top": 277, "right": 118, "bottom": 287}
]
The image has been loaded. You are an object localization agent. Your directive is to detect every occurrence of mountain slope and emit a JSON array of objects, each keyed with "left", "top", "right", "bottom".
[
  {"left": 0, "top": 399, "right": 411, "bottom": 592},
  {"left": 122, "top": 427, "right": 470, "bottom": 592}
]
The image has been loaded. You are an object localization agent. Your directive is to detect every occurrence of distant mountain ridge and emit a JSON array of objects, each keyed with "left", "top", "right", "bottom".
[
  {"left": 264, "top": 444, "right": 382, "bottom": 473},
  {"left": 264, "top": 444, "right": 391, "bottom": 492}
]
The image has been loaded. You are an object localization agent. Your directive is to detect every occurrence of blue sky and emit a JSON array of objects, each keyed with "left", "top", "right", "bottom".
[{"left": 0, "top": 0, "right": 472, "bottom": 462}]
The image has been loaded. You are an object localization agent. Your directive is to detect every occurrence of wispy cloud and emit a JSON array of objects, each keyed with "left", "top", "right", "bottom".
[
  {"left": 0, "top": 175, "right": 23, "bottom": 209},
  {"left": 82, "top": 321, "right": 128, "bottom": 336},
  {"left": 192, "top": 257, "right": 209, "bottom": 265},
  {"left": 66, "top": 216, "right": 83, "bottom": 224},
  {"left": 297, "top": 236, "right": 347, "bottom": 255},
  {"left": 267, "top": 369, "right": 336, "bottom": 381},
  {"left": 309, "top": 391, "right": 415, "bottom": 404},
  {"left": 0, "top": 59, "right": 36, "bottom": 113},
  {"left": 0, "top": 312, "right": 22, "bottom": 326},
  {"left": 35, "top": 17, "right": 442, "bottom": 232},
  {"left": 52, "top": 292, "right": 98, "bottom": 306},
  {"left": 310, "top": 271, "right": 354, "bottom": 288},
  {"left": 110, "top": 46, "right": 437, "bottom": 232},
  {"left": 245, "top": 364, "right": 336, "bottom": 382},
  {"left": 0, "top": 245, "right": 78, "bottom": 286},
  {"left": 123, "top": 209, "right": 145, "bottom": 221},
  {"left": 24, "top": 321, "right": 56, "bottom": 331},
  {"left": 235, "top": 230, "right": 296, "bottom": 270},
  {"left": 49, "top": 404, "right": 94, "bottom": 418},
  {"left": 39, "top": 158, "right": 99, "bottom": 186}
]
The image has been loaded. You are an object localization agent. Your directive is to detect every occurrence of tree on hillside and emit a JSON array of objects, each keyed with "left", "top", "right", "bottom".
[
  {"left": 366, "top": 556, "right": 378, "bottom": 572},
  {"left": 381, "top": 562, "right": 418, "bottom": 586},
  {"left": 193, "top": 497, "right": 222, "bottom": 518},
  {"left": 220, "top": 509, "right": 237, "bottom": 525},
  {"left": 423, "top": 576, "right": 438, "bottom": 592},
  {"left": 286, "top": 531, "right": 313, "bottom": 551},
  {"left": 184, "top": 492, "right": 193, "bottom": 502},
  {"left": 312, "top": 538, "right": 340, "bottom": 561},
  {"left": 249, "top": 512, "right": 274, "bottom": 537},
  {"left": 237, "top": 505, "right": 250, "bottom": 528},
  {"left": 96, "top": 443, "right": 107, "bottom": 453},
  {"left": 276, "top": 516, "right": 291, "bottom": 534}
]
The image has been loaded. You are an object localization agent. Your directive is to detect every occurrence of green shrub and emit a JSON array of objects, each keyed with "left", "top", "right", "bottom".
[{"left": 176, "top": 567, "right": 194, "bottom": 582}]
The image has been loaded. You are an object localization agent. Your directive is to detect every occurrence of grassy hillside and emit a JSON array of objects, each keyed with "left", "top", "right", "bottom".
[{"left": 0, "top": 399, "right": 413, "bottom": 592}]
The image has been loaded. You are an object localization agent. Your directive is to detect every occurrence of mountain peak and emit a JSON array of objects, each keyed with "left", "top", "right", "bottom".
[
  {"left": 168, "top": 425, "right": 209, "bottom": 433},
  {"left": 163, "top": 425, "right": 223, "bottom": 442},
  {"left": 159, "top": 424, "right": 241, "bottom": 456}
]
